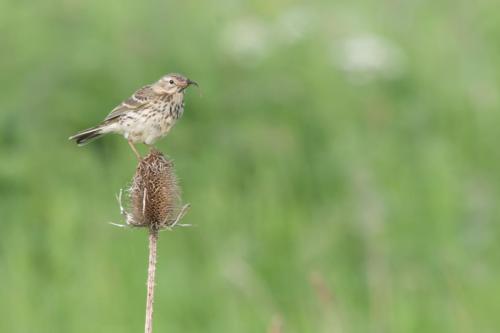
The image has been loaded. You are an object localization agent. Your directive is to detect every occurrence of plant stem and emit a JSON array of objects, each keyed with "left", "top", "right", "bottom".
[{"left": 145, "top": 228, "right": 158, "bottom": 333}]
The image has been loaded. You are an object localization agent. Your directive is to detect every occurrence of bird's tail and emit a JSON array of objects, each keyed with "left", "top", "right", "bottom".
[{"left": 69, "top": 126, "right": 104, "bottom": 145}]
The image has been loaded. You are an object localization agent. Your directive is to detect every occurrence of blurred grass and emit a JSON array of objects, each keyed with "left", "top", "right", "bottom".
[{"left": 1, "top": 0, "right": 500, "bottom": 332}]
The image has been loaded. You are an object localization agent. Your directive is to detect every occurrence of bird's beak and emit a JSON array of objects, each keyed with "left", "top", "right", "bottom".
[{"left": 187, "top": 79, "right": 198, "bottom": 87}]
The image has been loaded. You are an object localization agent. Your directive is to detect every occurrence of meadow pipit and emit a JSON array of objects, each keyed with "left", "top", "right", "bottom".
[{"left": 69, "top": 73, "right": 197, "bottom": 158}]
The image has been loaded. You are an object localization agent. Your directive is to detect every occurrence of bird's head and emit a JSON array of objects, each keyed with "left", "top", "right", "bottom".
[{"left": 152, "top": 73, "right": 198, "bottom": 94}]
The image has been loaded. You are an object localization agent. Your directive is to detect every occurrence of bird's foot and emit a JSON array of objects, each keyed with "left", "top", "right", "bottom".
[{"left": 147, "top": 145, "right": 160, "bottom": 153}]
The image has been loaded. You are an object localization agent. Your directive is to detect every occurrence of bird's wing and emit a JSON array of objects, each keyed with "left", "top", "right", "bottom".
[{"left": 104, "top": 85, "right": 154, "bottom": 121}]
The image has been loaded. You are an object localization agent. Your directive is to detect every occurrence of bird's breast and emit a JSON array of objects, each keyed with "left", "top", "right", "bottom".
[{"left": 114, "top": 95, "right": 185, "bottom": 145}]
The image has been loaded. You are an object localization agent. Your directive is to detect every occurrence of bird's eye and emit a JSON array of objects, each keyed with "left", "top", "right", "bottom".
[{"left": 169, "top": 80, "right": 174, "bottom": 84}]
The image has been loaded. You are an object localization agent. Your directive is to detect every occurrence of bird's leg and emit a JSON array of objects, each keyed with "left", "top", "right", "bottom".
[{"left": 128, "top": 140, "right": 141, "bottom": 160}]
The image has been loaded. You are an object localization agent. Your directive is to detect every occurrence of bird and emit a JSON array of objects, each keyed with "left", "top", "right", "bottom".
[{"left": 69, "top": 73, "right": 198, "bottom": 159}]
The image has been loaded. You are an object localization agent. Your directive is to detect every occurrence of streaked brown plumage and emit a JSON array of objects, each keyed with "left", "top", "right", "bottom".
[{"left": 69, "top": 73, "right": 197, "bottom": 158}]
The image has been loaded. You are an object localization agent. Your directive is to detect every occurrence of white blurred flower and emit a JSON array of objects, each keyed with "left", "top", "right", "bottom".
[
  {"left": 220, "top": 6, "right": 318, "bottom": 65},
  {"left": 275, "top": 6, "right": 315, "bottom": 44},
  {"left": 334, "top": 34, "right": 406, "bottom": 83},
  {"left": 220, "top": 18, "right": 271, "bottom": 63}
]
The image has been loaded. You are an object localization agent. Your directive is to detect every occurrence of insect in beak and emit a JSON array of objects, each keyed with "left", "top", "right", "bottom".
[{"left": 187, "top": 79, "right": 198, "bottom": 87}]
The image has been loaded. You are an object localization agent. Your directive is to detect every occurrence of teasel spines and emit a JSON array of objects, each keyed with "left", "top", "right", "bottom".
[{"left": 128, "top": 149, "right": 181, "bottom": 230}]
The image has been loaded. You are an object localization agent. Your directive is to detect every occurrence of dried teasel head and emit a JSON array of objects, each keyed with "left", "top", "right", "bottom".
[{"left": 124, "top": 149, "right": 188, "bottom": 230}]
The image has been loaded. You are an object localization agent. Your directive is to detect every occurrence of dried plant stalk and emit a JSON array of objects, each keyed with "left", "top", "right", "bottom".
[
  {"left": 117, "top": 149, "right": 189, "bottom": 333},
  {"left": 145, "top": 229, "right": 158, "bottom": 333}
]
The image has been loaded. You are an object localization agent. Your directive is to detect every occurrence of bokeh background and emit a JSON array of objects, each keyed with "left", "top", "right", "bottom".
[{"left": 1, "top": 1, "right": 499, "bottom": 332}]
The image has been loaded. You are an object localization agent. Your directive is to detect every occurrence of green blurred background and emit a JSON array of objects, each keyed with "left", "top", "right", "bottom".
[{"left": 1, "top": 0, "right": 499, "bottom": 332}]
